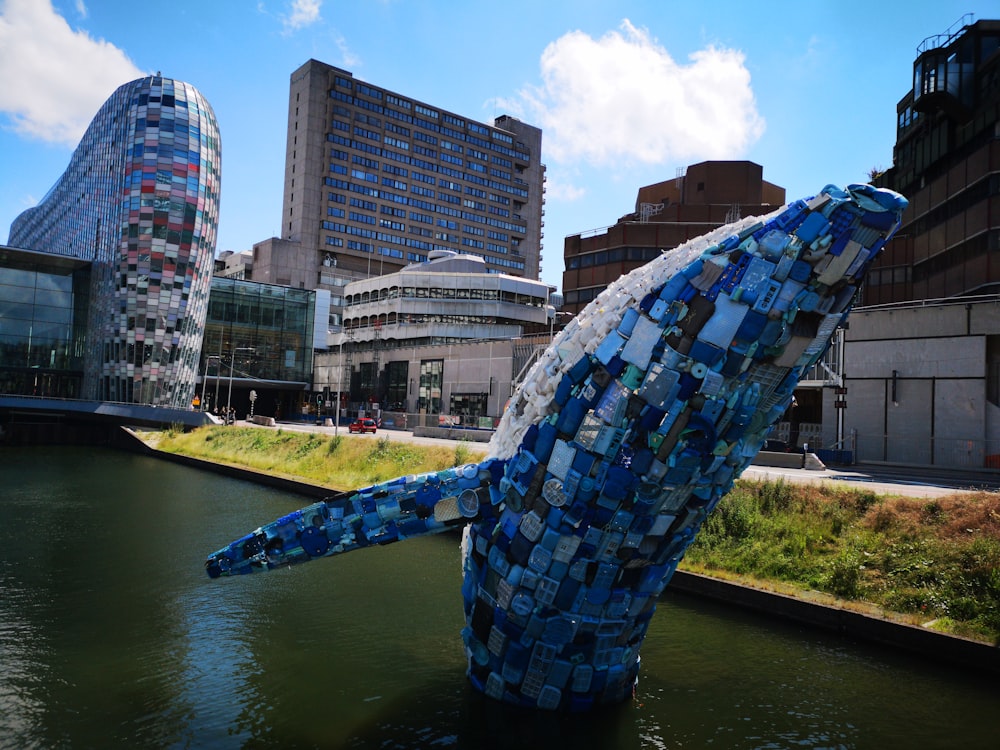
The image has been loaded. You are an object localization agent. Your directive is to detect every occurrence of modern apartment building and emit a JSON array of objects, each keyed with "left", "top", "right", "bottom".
[
  {"left": 561, "top": 161, "right": 785, "bottom": 315},
  {"left": 864, "top": 15, "right": 1000, "bottom": 304},
  {"left": 7, "top": 75, "right": 221, "bottom": 408},
  {"left": 252, "top": 59, "right": 546, "bottom": 330}
]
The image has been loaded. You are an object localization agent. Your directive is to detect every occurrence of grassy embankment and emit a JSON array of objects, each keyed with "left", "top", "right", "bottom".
[
  {"left": 151, "top": 424, "right": 483, "bottom": 489},
  {"left": 152, "top": 425, "right": 1000, "bottom": 644}
]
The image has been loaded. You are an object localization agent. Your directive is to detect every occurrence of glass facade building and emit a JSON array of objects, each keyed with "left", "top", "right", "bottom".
[
  {"left": 8, "top": 75, "right": 221, "bottom": 408},
  {"left": 198, "top": 277, "right": 316, "bottom": 417},
  {"left": 0, "top": 247, "right": 90, "bottom": 397}
]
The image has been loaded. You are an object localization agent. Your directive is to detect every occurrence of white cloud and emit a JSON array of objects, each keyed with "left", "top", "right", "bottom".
[
  {"left": 282, "top": 0, "right": 322, "bottom": 32},
  {"left": 0, "top": 0, "right": 143, "bottom": 146},
  {"left": 544, "top": 175, "right": 586, "bottom": 203},
  {"left": 74, "top": 0, "right": 86, "bottom": 18},
  {"left": 333, "top": 33, "right": 360, "bottom": 69},
  {"left": 521, "top": 19, "right": 765, "bottom": 169}
]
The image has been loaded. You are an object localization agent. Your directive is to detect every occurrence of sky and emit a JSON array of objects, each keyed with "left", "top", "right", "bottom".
[{"left": 0, "top": 0, "right": 994, "bottom": 292}]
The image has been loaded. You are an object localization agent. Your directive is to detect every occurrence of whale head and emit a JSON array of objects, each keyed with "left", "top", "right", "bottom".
[{"left": 205, "top": 183, "right": 907, "bottom": 711}]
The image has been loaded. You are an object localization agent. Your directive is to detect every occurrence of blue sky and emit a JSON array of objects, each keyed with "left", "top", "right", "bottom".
[{"left": 0, "top": 0, "right": 993, "bottom": 291}]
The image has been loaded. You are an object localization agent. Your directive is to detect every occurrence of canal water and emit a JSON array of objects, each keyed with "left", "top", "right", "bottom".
[{"left": 0, "top": 446, "right": 997, "bottom": 749}]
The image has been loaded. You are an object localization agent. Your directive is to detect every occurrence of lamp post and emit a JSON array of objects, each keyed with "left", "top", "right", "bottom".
[
  {"left": 226, "top": 347, "right": 255, "bottom": 424},
  {"left": 334, "top": 326, "right": 343, "bottom": 436},
  {"left": 214, "top": 337, "right": 223, "bottom": 413},
  {"left": 201, "top": 354, "right": 219, "bottom": 411}
]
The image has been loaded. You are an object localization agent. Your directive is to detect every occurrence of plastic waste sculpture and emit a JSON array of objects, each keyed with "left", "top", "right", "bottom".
[{"left": 206, "top": 184, "right": 907, "bottom": 711}]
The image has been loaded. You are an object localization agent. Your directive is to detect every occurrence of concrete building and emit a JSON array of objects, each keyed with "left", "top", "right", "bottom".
[
  {"left": 252, "top": 59, "right": 546, "bottom": 334},
  {"left": 339, "top": 250, "right": 551, "bottom": 344},
  {"left": 313, "top": 251, "right": 552, "bottom": 424},
  {"left": 7, "top": 75, "right": 221, "bottom": 408},
  {"left": 562, "top": 161, "right": 785, "bottom": 315},
  {"left": 840, "top": 298, "right": 1000, "bottom": 469},
  {"left": 827, "top": 16, "right": 1000, "bottom": 469},
  {"left": 214, "top": 250, "right": 253, "bottom": 280}
]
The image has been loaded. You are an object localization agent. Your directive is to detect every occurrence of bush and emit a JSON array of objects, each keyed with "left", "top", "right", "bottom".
[
  {"left": 824, "top": 548, "right": 864, "bottom": 598},
  {"left": 703, "top": 491, "right": 760, "bottom": 542}
]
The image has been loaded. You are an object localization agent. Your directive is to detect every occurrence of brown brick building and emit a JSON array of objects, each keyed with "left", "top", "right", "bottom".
[{"left": 561, "top": 160, "right": 785, "bottom": 314}]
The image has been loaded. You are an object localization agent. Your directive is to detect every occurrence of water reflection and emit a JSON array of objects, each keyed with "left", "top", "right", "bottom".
[{"left": 0, "top": 446, "right": 997, "bottom": 749}]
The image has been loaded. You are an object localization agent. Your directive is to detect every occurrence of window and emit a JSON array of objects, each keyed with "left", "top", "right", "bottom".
[{"left": 418, "top": 359, "right": 443, "bottom": 414}]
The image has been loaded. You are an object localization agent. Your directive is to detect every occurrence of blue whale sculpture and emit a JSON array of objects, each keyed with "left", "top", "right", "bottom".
[{"left": 206, "top": 183, "right": 906, "bottom": 711}]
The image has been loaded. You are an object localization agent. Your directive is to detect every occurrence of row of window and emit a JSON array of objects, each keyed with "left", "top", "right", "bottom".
[
  {"left": 322, "top": 183, "right": 526, "bottom": 239},
  {"left": 328, "top": 88, "right": 526, "bottom": 163},
  {"left": 566, "top": 246, "right": 664, "bottom": 270},
  {"left": 345, "top": 286, "right": 546, "bottom": 305},
  {"left": 327, "top": 135, "right": 530, "bottom": 202}
]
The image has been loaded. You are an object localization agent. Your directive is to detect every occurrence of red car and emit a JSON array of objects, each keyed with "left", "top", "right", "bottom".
[{"left": 349, "top": 417, "right": 378, "bottom": 434}]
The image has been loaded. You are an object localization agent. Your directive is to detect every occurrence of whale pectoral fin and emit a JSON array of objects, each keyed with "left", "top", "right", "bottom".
[{"left": 205, "top": 461, "right": 504, "bottom": 578}]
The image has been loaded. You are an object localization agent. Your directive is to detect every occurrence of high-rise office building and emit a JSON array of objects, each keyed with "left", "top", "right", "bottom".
[
  {"left": 864, "top": 16, "right": 1000, "bottom": 304},
  {"left": 8, "top": 75, "right": 221, "bottom": 407},
  {"left": 252, "top": 59, "right": 546, "bottom": 328}
]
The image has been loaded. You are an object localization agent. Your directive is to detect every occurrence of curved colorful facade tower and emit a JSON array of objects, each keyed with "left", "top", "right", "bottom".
[{"left": 9, "top": 75, "right": 221, "bottom": 407}]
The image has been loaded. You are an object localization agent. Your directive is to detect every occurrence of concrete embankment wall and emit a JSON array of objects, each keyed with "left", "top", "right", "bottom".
[
  {"left": 669, "top": 571, "right": 999, "bottom": 677},
  {"left": 121, "top": 427, "right": 999, "bottom": 677}
]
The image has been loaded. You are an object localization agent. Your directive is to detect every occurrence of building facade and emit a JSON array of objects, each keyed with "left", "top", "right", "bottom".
[
  {"left": 198, "top": 277, "right": 323, "bottom": 419},
  {"left": 252, "top": 59, "right": 546, "bottom": 330},
  {"left": 840, "top": 298, "right": 1000, "bottom": 469},
  {"left": 865, "top": 16, "right": 1000, "bottom": 304},
  {"left": 826, "top": 15, "right": 1000, "bottom": 469},
  {"left": 562, "top": 161, "right": 785, "bottom": 315},
  {"left": 8, "top": 75, "right": 221, "bottom": 408},
  {"left": 314, "top": 250, "right": 552, "bottom": 422},
  {"left": 339, "top": 250, "right": 551, "bottom": 345},
  {"left": 0, "top": 246, "right": 90, "bottom": 398},
  {"left": 214, "top": 250, "right": 253, "bottom": 280}
]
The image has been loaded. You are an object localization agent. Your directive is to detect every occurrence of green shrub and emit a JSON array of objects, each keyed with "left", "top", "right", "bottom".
[{"left": 824, "top": 548, "right": 864, "bottom": 598}]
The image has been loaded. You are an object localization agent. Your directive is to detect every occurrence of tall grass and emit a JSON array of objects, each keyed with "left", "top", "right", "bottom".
[{"left": 685, "top": 479, "right": 1000, "bottom": 642}]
